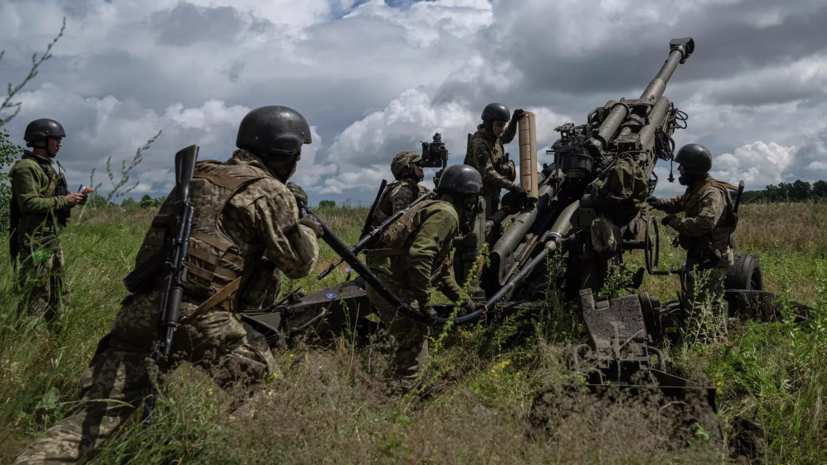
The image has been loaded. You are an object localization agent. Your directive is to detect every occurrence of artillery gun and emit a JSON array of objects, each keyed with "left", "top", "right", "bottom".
[{"left": 240, "top": 38, "right": 811, "bottom": 400}]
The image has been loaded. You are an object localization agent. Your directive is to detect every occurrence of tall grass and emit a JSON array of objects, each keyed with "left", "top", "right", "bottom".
[{"left": 0, "top": 202, "right": 824, "bottom": 464}]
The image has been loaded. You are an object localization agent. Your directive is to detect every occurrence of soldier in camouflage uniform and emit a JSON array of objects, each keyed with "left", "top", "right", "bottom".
[
  {"left": 12, "top": 106, "right": 321, "bottom": 465},
  {"left": 365, "top": 164, "right": 486, "bottom": 391},
  {"left": 647, "top": 143, "right": 737, "bottom": 312},
  {"left": 369, "top": 151, "right": 431, "bottom": 227},
  {"left": 464, "top": 103, "right": 527, "bottom": 218},
  {"left": 9, "top": 119, "right": 87, "bottom": 326}
]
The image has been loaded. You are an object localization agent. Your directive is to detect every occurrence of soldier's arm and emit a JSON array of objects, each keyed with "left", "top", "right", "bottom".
[
  {"left": 501, "top": 124, "right": 517, "bottom": 144},
  {"left": 470, "top": 138, "right": 513, "bottom": 190},
  {"left": 658, "top": 194, "right": 685, "bottom": 214},
  {"left": 389, "top": 184, "right": 416, "bottom": 214},
  {"left": 670, "top": 189, "right": 724, "bottom": 237},
  {"left": 247, "top": 181, "right": 319, "bottom": 279},
  {"left": 12, "top": 163, "right": 68, "bottom": 213},
  {"left": 407, "top": 210, "right": 456, "bottom": 309},
  {"left": 439, "top": 262, "right": 467, "bottom": 305}
]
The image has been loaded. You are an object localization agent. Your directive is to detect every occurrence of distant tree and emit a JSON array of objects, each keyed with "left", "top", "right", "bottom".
[
  {"left": 790, "top": 180, "right": 812, "bottom": 202},
  {"left": 86, "top": 192, "right": 108, "bottom": 209},
  {"left": 318, "top": 200, "right": 336, "bottom": 209},
  {"left": 812, "top": 180, "right": 827, "bottom": 199},
  {"left": 121, "top": 197, "right": 137, "bottom": 209},
  {"left": 138, "top": 194, "right": 156, "bottom": 208}
]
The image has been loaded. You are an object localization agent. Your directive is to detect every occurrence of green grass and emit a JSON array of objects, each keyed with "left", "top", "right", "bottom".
[{"left": 0, "top": 202, "right": 825, "bottom": 464}]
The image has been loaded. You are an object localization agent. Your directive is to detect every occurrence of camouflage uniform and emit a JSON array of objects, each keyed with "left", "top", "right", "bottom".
[
  {"left": 12, "top": 150, "right": 319, "bottom": 465},
  {"left": 9, "top": 151, "right": 72, "bottom": 324},
  {"left": 366, "top": 200, "right": 468, "bottom": 388},
  {"left": 370, "top": 179, "right": 430, "bottom": 227},
  {"left": 464, "top": 124, "right": 517, "bottom": 217},
  {"left": 658, "top": 174, "right": 737, "bottom": 310}
]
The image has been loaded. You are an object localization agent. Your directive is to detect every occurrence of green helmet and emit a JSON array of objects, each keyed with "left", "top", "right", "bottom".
[
  {"left": 674, "top": 143, "right": 713, "bottom": 176},
  {"left": 391, "top": 151, "right": 422, "bottom": 179}
]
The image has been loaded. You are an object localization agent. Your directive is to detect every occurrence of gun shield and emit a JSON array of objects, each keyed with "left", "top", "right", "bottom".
[{"left": 518, "top": 111, "right": 539, "bottom": 200}]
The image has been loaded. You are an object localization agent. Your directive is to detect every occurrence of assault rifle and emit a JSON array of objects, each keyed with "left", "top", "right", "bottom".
[
  {"left": 143, "top": 145, "right": 198, "bottom": 424},
  {"left": 316, "top": 191, "right": 433, "bottom": 280}
]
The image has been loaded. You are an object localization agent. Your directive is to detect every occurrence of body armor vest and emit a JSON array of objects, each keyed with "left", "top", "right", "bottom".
[
  {"left": 133, "top": 160, "right": 268, "bottom": 306},
  {"left": 371, "top": 179, "right": 428, "bottom": 227}
]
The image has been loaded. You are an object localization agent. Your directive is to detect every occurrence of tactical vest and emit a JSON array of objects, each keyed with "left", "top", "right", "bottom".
[
  {"left": 679, "top": 179, "right": 738, "bottom": 255},
  {"left": 370, "top": 199, "right": 442, "bottom": 255},
  {"left": 371, "top": 179, "right": 428, "bottom": 226},
  {"left": 132, "top": 160, "right": 268, "bottom": 308}
]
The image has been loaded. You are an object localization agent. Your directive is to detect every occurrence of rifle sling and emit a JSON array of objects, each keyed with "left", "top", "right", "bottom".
[{"left": 182, "top": 276, "right": 242, "bottom": 324}]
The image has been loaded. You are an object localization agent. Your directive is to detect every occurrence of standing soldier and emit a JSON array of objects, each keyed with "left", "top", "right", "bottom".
[
  {"left": 370, "top": 151, "right": 431, "bottom": 226},
  {"left": 12, "top": 106, "right": 321, "bottom": 464},
  {"left": 9, "top": 118, "right": 86, "bottom": 326},
  {"left": 365, "top": 164, "right": 486, "bottom": 393},
  {"left": 647, "top": 143, "right": 737, "bottom": 311},
  {"left": 464, "top": 103, "right": 527, "bottom": 218}
]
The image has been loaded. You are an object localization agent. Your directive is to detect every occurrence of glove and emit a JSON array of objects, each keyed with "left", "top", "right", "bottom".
[
  {"left": 463, "top": 300, "right": 485, "bottom": 313},
  {"left": 299, "top": 215, "right": 323, "bottom": 238},
  {"left": 511, "top": 109, "right": 526, "bottom": 123},
  {"left": 423, "top": 306, "right": 438, "bottom": 320},
  {"left": 661, "top": 214, "right": 678, "bottom": 227},
  {"left": 286, "top": 182, "right": 308, "bottom": 207},
  {"left": 508, "top": 184, "right": 528, "bottom": 200},
  {"left": 646, "top": 196, "right": 662, "bottom": 209}
]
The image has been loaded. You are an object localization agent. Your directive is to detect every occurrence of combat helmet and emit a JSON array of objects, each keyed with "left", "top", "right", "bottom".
[
  {"left": 24, "top": 119, "right": 66, "bottom": 147},
  {"left": 391, "top": 151, "right": 422, "bottom": 180},
  {"left": 674, "top": 143, "right": 713, "bottom": 176},
  {"left": 436, "top": 164, "right": 482, "bottom": 195},
  {"left": 481, "top": 103, "right": 510, "bottom": 131},
  {"left": 236, "top": 105, "right": 311, "bottom": 181}
]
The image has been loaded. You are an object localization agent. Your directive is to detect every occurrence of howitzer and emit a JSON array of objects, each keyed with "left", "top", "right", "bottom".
[
  {"left": 142, "top": 145, "right": 198, "bottom": 424},
  {"left": 483, "top": 38, "right": 695, "bottom": 302},
  {"left": 316, "top": 191, "right": 433, "bottom": 280}
]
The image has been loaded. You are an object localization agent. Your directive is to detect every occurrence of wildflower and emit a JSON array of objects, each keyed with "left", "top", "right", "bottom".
[{"left": 289, "top": 354, "right": 295, "bottom": 359}]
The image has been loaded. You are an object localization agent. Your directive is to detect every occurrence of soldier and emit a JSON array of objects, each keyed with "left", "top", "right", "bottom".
[
  {"left": 9, "top": 118, "right": 86, "bottom": 326},
  {"left": 464, "top": 102, "right": 528, "bottom": 218},
  {"left": 365, "top": 164, "right": 487, "bottom": 392},
  {"left": 647, "top": 143, "right": 737, "bottom": 311},
  {"left": 370, "top": 151, "right": 431, "bottom": 226},
  {"left": 12, "top": 106, "right": 321, "bottom": 464}
]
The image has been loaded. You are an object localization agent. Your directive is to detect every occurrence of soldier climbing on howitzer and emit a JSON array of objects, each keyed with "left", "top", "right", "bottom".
[
  {"left": 465, "top": 103, "right": 528, "bottom": 218},
  {"left": 9, "top": 118, "right": 88, "bottom": 330},
  {"left": 364, "top": 164, "right": 487, "bottom": 393},
  {"left": 647, "top": 143, "right": 739, "bottom": 313},
  {"left": 11, "top": 105, "right": 321, "bottom": 465}
]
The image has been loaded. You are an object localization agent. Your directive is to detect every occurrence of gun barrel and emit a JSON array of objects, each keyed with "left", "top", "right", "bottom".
[{"left": 640, "top": 38, "right": 695, "bottom": 101}]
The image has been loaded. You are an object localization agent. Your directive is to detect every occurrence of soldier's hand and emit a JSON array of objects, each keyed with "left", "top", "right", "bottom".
[
  {"left": 299, "top": 215, "right": 324, "bottom": 238},
  {"left": 511, "top": 109, "right": 526, "bottom": 122},
  {"left": 65, "top": 193, "right": 85, "bottom": 206},
  {"left": 463, "top": 300, "right": 486, "bottom": 312},
  {"left": 286, "top": 182, "right": 308, "bottom": 206},
  {"left": 646, "top": 196, "right": 662, "bottom": 209},
  {"left": 508, "top": 184, "right": 528, "bottom": 200},
  {"left": 661, "top": 214, "right": 678, "bottom": 227},
  {"left": 423, "top": 306, "right": 438, "bottom": 320}
]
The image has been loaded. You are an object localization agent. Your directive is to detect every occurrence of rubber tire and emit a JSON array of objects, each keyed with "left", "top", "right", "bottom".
[{"left": 724, "top": 253, "right": 764, "bottom": 291}]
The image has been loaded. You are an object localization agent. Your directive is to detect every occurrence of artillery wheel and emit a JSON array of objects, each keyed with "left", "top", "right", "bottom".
[
  {"left": 644, "top": 216, "right": 660, "bottom": 275},
  {"left": 725, "top": 253, "right": 763, "bottom": 291}
]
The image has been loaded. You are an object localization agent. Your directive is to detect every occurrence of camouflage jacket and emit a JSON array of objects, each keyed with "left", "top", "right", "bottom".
[
  {"left": 132, "top": 150, "right": 319, "bottom": 311},
  {"left": 660, "top": 174, "right": 737, "bottom": 260},
  {"left": 9, "top": 151, "right": 69, "bottom": 238},
  {"left": 368, "top": 200, "right": 467, "bottom": 310},
  {"left": 370, "top": 178, "right": 430, "bottom": 227},
  {"left": 464, "top": 124, "right": 517, "bottom": 199}
]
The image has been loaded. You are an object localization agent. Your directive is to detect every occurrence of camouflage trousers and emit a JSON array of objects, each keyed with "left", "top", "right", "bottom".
[
  {"left": 366, "top": 275, "right": 431, "bottom": 389},
  {"left": 682, "top": 252, "right": 732, "bottom": 314},
  {"left": 15, "top": 234, "right": 69, "bottom": 327},
  {"left": 12, "top": 290, "right": 276, "bottom": 465}
]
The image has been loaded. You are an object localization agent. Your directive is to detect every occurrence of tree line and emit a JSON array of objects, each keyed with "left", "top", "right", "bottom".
[{"left": 740, "top": 180, "right": 827, "bottom": 203}]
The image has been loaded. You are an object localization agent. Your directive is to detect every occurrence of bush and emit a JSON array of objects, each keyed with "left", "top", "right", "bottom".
[{"left": 318, "top": 200, "right": 336, "bottom": 209}]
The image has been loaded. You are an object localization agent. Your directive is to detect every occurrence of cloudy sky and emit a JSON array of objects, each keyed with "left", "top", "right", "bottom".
[{"left": 1, "top": 0, "right": 825, "bottom": 204}]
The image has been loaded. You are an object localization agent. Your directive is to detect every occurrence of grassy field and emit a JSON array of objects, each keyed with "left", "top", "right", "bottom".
[{"left": 0, "top": 202, "right": 825, "bottom": 464}]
